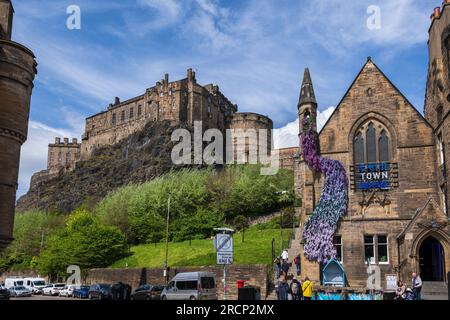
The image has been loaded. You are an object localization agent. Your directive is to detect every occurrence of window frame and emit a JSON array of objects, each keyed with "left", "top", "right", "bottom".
[
  {"left": 353, "top": 121, "right": 391, "bottom": 165},
  {"left": 363, "top": 235, "right": 389, "bottom": 265},
  {"left": 333, "top": 235, "right": 343, "bottom": 263}
]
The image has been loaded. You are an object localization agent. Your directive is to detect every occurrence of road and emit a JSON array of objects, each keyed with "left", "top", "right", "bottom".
[{"left": 11, "top": 295, "right": 80, "bottom": 301}]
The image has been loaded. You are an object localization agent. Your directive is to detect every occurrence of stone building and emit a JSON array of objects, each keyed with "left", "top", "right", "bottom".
[
  {"left": 47, "top": 137, "right": 81, "bottom": 174},
  {"left": 277, "top": 147, "right": 298, "bottom": 170},
  {"left": 81, "top": 69, "right": 239, "bottom": 160},
  {"left": 0, "top": 0, "right": 37, "bottom": 249},
  {"left": 294, "top": 3, "right": 450, "bottom": 290}
]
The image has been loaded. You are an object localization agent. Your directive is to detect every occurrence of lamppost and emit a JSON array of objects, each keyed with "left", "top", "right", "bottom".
[
  {"left": 163, "top": 196, "right": 171, "bottom": 284},
  {"left": 276, "top": 191, "right": 289, "bottom": 254}
]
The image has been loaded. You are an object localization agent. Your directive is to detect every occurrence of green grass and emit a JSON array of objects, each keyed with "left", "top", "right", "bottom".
[{"left": 111, "top": 227, "right": 293, "bottom": 268}]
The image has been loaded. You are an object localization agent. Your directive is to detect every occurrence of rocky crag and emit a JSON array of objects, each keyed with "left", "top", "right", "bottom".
[{"left": 16, "top": 121, "right": 194, "bottom": 213}]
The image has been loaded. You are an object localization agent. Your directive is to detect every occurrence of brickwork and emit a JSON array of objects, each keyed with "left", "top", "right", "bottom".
[
  {"left": 0, "top": 0, "right": 37, "bottom": 250},
  {"left": 47, "top": 137, "right": 81, "bottom": 174}
]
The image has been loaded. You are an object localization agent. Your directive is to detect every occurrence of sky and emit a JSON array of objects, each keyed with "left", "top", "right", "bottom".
[{"left": 11, "top": 0, "right": 437, "bottom": 197}]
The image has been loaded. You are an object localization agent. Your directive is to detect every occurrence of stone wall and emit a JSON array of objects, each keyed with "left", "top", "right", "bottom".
[
  {"left": 86, "top": 265, "right": 268, "bottom": 300},
  {"left": 48, "top": 137, "right": 81, "bottom": 173}
]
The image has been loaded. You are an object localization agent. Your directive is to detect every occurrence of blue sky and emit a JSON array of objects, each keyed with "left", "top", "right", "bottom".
[{"left": 13, "top": 0, "right": 437, "bottom": 197}]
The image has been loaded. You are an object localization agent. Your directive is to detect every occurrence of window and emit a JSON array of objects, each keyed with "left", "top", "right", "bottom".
[
  {"left": 364, "top": 235, "right": 389, "bottom": 264},
  {"left": 50, "top": 151, "right": 54, "bottom": 162},
  {"left": 130, "top": 107, "right": 134, "bottom": 119},
  {"left": 121, "top": 110, "right": 125, "bottom": 122},
  {"left": 58, "top": 151, "right": 62, "bottom": 162},
  {"left": 438, "top": 134, "right": 445, "bottom": 166},
  {"left": 353, "top": 121, "right": 391, "bottom": 164},
  {"left": 379, "top": 130, "right": 389, "bottom": 162},
  {"left": 201, "top": 277, "right": 215, "bottom": 289},
  {"left": 354, "top": 133, "right": 365, "bottom": 164},
  {"left": 138, "top": 105, "right": 142, "bottom": 117},
  {"left": 364, "top": 235, "right": 375, "bottom": 264},
  {"left": 366, "top": 123, "right": 376, "bottom": 163},
  {"left": 333, "top": 236, "right": 343, "bottom": 263},
  {"left": 112, "top": 113, "right": 116, "bottom": 126},
  {"left": 66, "top": 152, "right": 71, "bottom": 163},
  {"left": 176, "top": 281, "right": 197, "bottom": 290}
]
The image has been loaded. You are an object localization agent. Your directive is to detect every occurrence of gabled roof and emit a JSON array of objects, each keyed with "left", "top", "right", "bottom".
[{"left": 319, "top": 57, "right": 433, "bottom": 135}]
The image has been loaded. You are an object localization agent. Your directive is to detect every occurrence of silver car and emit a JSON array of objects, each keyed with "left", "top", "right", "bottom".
[
  {"left": 161, "top": 272, "right": 217, "bottom": 300},
  {"left": 10, "top": 286, "right": 32, "bottom": 298}
]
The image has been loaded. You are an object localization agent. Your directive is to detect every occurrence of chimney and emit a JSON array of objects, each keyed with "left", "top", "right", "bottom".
[
  {"left": 63, "top": 137, "right": 69, "bottom": 144},
  {"left": 115, "top": 97, "right": 120, "bottom": 105},
  {"left": 187, "top": 68, "right": 196, "bottom": 82},
  {"left": 55, "top": 137, "right": 61, "bottom": 144},
  {"left": 431, "top": 7, "right": 441, "bottom": 20},
  {"left": 0, "top": 0, "right": 14, "bottom": 41},
  {"left": 72, "top": 138, "right": 78, "bottom": 144},
  {"left": 164, "top": 73, "right": 169, "bottom": 84}
]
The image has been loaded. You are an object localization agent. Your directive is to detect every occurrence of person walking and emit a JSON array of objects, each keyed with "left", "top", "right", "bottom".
[
  {"left": 412, "top": 273, "right": 423, "bottom": 300},
  {"left": 274, "top": 256, "right": 281, "bottom": 279},
  {"left": 294, "top": 254, "right": 301, "bottom": 276},
  {"left": 282, "top": 259, "right": 290, "bottom": 278},
  {"left": 278, "top": 278, "right": 289, "bottom": 301},
  {"left": 290, "top": 279, "right": 301, "bottom": 301},
  {"left": 302, "top": 277, "right": 313, "bottom": 300},
  {"left": 281, "top": 249, "right": 289, "bottom": 262}
]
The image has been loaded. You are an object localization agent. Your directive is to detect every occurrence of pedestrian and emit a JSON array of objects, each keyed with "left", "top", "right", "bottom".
[
  {"left": 281, "top": 249, "right": 289, "bottom": 262},
  {"left": 302, "top": 277, "right": 313, "bottom": 300},
  {"left": 282, "top": 259, "right": 290, "bottom": 278},
  {"left": 294, "top": 254, "right": 301, "bottom": 276},
  {"left": 290, "top": 279, "right": 301, "bottom": 301},
  {"left": 274, "top": 256, "right": 281, "bottom": 279},
  {"left": 278, "top": 278, "right": 289, "bottom": 301},
  {"left": 411, "top": 272, "right": 422, "bottom": 300},
  {"left": 394, "top": 281, "right": 406, "bottom": 300}
]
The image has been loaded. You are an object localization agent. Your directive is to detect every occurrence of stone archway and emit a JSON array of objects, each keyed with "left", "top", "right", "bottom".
[
  {"left": 411, "top": 229, "right": 450, "bottom": 282},
  {"left": 419, "top": 236, "right": 445, "bottom": 281}
]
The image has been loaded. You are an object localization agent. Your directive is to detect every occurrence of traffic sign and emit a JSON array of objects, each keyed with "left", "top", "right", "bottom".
[{"left": 214, "top": 233, "right": 233, "bottom": 265}]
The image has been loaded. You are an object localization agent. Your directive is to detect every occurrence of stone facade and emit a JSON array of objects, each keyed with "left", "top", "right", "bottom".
[
  {"left": 294, "top": 5, "right": 450, "bottom": 289},
  {"left": 277, "top": 147, "right": 298, "bottom": 170},
  {"left": 0, "top": 0, "right": 36, "bottom": 250},
  {"left": 80, "top": 69, "right": 238, "bottom": 160},
  {"left": 47, "top": 137, "right": 81, "bottom": 174}
]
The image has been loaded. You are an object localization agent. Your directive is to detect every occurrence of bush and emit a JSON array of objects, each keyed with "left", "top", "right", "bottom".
[{"left": 38, "top": 209, "right": 128, "bottom": 278}]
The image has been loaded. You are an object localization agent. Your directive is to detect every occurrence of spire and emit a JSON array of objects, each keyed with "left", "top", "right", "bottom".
[{"left": 298, "top": 68, "right": 317, "bottom": 108}]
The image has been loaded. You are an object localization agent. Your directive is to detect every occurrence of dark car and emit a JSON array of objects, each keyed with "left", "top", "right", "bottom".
[
  {"left": 88, "top": 284, "right": 112, "bottom": 300},
  {"left": 0, "top": 286, "right": 10, "bottom": 300},
  {"left": 73, "top": 286, "right": 90, "bottom": 299},
  {"left": 130, "top": 285, "right": 164, "bottom": 301},
  {"left": 111, "top": 282, "right": 132, "bottom": 300}
]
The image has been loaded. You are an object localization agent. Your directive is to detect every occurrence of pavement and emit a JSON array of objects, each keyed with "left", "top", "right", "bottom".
[{"left": 11, "top": 295, "right": 80, "bottom": 301}]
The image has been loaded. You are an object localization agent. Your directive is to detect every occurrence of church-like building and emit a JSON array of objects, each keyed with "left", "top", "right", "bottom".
[{"left": 294, "top": 4, "right": 450, "bottom": 289}]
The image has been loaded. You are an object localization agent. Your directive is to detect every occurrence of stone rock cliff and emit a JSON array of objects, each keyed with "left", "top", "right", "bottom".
[{"left": 16, "top": 120, "right": 193, "bottom": 213}]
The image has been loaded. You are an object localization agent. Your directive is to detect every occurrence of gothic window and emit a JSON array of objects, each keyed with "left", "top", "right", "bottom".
[
  {"left": 366, "top": 123, "right": 377, "bottom": 163},
  {"left": 354, "top": 133, "right": 365, "bottom": 164},
  {"left": 353, "top": 120, "right": 391, "bottom": 164},
  {"left": 379, "top": 130, "right": 389, "bottom": 162}
]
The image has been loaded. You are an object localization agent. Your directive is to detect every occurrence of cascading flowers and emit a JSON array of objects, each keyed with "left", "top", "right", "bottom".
[{"left": 301, "top": 116, "right": 348, "bottom": 264}]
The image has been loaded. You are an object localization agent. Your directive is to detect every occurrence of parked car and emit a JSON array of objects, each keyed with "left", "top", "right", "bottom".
[
  {"left": 0, "top": 286, "right": 11, "bottom": 300},
  {"left": 24, "top": 278, "right": 47, "bottom": 295},
  {"left": 111, "top": 282, "right": 132, "bottom": 300},
  {"left": 130, "top": 285, "right": 164, "bottom": 301},
  {"left": 88, "top": 284, "right": 112, "bottom": 300},
  {"left": 73, "top": 286, "right": 90, "bottom": 299},
  {"left": 59, "top": 285, "right": 77, "bottom": 297},
  {"left": 9, "top": 286, "right": 32, "bottom": 298},
  {"left": 42, "top": 283, "right": 66, "bottom": 296},
  {"left": 161, "top": 272, "right": 217, "bottom": 300}
]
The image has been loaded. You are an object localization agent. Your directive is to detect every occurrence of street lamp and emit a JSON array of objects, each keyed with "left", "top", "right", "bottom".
[
  {"left": 164, "top": 196, "right": 171, "bottom": 283},
  {"left": 276, "top": 190, "right": 289, "bottom": 254}
]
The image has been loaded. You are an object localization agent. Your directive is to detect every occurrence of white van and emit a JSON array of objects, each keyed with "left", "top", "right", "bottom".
[
  {"left": 4, "top": 278, "right": 25, "bottom": 290},
  {"left": 161, "top": 272, "right": 217, "bottom": 300},
  {"left": 24, "top": 278, "right": 47, "bottom": 294}
]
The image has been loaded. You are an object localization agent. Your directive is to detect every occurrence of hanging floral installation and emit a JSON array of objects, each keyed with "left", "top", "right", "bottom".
[{"left": 301, "top": 115, "right": 348, "bottom": 264}]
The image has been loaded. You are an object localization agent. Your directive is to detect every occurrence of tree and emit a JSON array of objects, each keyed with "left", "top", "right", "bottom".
[
  {"left": 233, "top": 215, "right": 250, "bottom": 243},
  {"left": 38, "top": 209, "right": 128, "bottom": 278}
]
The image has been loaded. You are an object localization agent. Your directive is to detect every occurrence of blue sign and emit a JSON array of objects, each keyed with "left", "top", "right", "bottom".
[{"left": 355, "top": 163, "right": 390, "bottom": 191}]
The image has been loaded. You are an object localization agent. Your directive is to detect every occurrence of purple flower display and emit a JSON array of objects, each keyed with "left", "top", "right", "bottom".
[{"left": 301, "top": 116, "right": 348, "bottom": 263}]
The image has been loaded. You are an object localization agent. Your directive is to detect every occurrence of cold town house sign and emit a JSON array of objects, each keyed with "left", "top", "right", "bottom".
[{"left": 350, "top": 162, "right": 399, "bottom": 192}]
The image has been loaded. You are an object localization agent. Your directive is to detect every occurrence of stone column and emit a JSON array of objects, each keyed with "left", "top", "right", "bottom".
[{"left": 0, "top": 39, "right": 37, "bottom": 249}]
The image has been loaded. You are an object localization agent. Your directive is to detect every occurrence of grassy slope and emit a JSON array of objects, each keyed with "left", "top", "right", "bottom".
[{"left": 111, "top": 227, "right": 293, "bottom": 268}]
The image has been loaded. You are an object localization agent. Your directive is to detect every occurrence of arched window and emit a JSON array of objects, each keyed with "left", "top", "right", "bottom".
[
  {"left": 379, "top": 130, "right": 389, "bottom": 162},
  {"left": 353, "top": 120, "right": 391, "bottom": 164},
  {"left": 366, "top": 123, "right": 377, "bottom": 163},
  {"left": 354, "top": 133, "right": 365, "bottom": 164}
]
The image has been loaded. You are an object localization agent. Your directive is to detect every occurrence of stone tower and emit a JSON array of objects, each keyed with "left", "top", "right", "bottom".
[
  {"left": 0, "top": 0, "right": 37, "bottom": 250},
  {"left": 424, "top": 2, "right": 450, "bottom": 217},
  {"left": 296, "top": 68, "right": 319, "bottom": 218}
]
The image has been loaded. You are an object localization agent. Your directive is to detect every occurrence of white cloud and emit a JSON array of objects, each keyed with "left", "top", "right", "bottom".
[
  {"left": 137, "top": 0, "right": 181, "bottom": 18},
  {"left": 273, "top": 106, "right": 336, "bottom": 149}
]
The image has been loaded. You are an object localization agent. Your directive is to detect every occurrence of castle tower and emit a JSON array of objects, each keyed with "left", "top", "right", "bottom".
[
  {"left": 424, "top": 2, "right": 450, "bottom": 217},
  {"left": 296, "top": 68, "right": 319, "bottom": 218},
  {"left": 0, "top": 0, "right": 37, "bottom": 249}
]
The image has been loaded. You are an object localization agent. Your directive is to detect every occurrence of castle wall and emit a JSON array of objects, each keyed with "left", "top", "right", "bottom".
[{"left": 48, "top": 137, "right": 81, "bottom": 173}]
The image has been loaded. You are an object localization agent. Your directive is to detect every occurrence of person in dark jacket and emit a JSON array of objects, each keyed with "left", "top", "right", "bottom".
[
  {"left": 277, "top": 278, "right": 289, "bottom": 301},
  {"left": 290, "top": 279, "right": 302, "bottom": 301},
  {"left": 282, "top": 259, "right": 290, "bottom": 278},
  {"left": 294, "top": 255, "right": 301, "bottom": 276}
]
